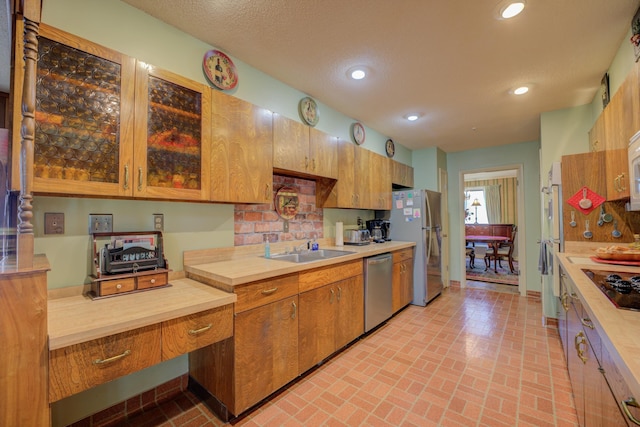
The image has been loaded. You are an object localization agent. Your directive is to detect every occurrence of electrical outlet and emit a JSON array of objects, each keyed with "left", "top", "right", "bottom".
[
  {"left": 44, "top": 212, "right": 64, "bottom": 235},
  {"left": 89, "top": 214, "right": 113, "bottom": 233},
  {"left": 153, "top": 213, "right": 164, "bottom": 231}
]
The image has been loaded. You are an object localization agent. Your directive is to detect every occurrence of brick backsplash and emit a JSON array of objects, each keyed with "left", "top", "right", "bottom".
[{"left": 234, "top": 175, "right": 323, "bottom": 246}]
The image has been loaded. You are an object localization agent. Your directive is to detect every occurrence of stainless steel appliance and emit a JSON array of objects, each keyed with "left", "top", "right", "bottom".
[
  {"left": 540, "top": 162, "right": 563, "bottom": 319},
  {"left": 381, "top": 220, "right": 391, "bottom": 241},
  {"left": 364, "top": 253, "right": 393, "bottom": 332},
  {"left": 389, "top": 189, "right": 443, "bottom": 305},
  {"left": 343, "top": 229, "right": 370, "bottom": 245},
  {"left": 628, "top": 130, "right": 640, "bottom": 210}
]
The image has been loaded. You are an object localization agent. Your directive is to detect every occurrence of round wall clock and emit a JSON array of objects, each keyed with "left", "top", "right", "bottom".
[
  {"left": 299, "top": 96, "right": 319, "bottom": 126},
  {"left": 385, "top": 139, "right": 395, "bottom": 158},
  {"left": 203, "top": 49, "right": 238, "bottom": 90},
  {"left": 352, "top": 122, "right": 365, "bottom": 145}
]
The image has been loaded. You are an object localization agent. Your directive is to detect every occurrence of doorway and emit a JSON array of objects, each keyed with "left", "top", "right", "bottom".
[{"left": 461, "top": 166, "right": 525, "bottom": 296}]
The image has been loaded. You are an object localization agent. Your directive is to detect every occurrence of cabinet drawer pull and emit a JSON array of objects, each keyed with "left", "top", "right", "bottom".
[
  {"left": 150, "top": 279, "right": 156, "bottom": 284},
  {"left": 574, "top": 331, "right": 587, "bottom": 364},
  {"left": 305, "top": 156, "right": 309, "bottom": 169},
  {"left": 622, "top": 397, "right": 640, "bottom": 425},
  {"left": 261, "top": 287, "right": 278, "bottom": 296},
  {"left": 93, "top": 349, "right": 131, "bottom": 365},
  {"left": 330, "top": 288, "right": 335, "bottom": 304},
  {"left": 291, "top": 301, "right": 297, "bottom": 319},
  {"left": 138, "top": 167, "right": 143, "bottom": 191},
  {"left": 264, "top": 183, "right": 270, "bottom": 200},
  {"left": 337, "top": 286, "right": 342, "bottom": 301},
  {"left": 580, "top": 317, "right": 594, "bottom": 329},
  {"left": 188, "top": 323, "right": 213, "bottom": 336},
  {"left": 561, "top": 293, "right": 569, "bottom": 312},
  {"left": 124, "top": 164, "right": 130, "bottom": 190}
]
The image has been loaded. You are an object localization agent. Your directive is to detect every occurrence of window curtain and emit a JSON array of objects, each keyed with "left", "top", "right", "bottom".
[
  {"left": 484, "top": 184, "right": 501, "bottom": 223},
  {"left": 465, "top": 177, "right": 517, "bottom": 225}
]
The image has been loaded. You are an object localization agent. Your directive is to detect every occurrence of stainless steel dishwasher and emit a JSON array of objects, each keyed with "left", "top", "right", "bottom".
[{"left": 364, "top": 252, "right": 393, "bottom": 332}]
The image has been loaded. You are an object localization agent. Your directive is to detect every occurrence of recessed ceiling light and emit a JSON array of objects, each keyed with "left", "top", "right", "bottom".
[
  {"left": 513, "top": 86, "right": 529, "bottom": 95},
  {"left": 499, "top": 1, "right": 525, "bottom": 19},
  {"left": 406, "top": 114, "right": 419, "bottom": 121},
  {"left": 350, "top": 68, "right": 366, "bottom": 80}
]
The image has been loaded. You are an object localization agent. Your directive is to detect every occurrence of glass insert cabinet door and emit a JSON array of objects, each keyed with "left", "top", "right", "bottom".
[
  {"left": 133, "top": 63, "right": 211, "bottom": 201},
  {"left": 12, "top": 23, "right": 136, "bottom": 197}
]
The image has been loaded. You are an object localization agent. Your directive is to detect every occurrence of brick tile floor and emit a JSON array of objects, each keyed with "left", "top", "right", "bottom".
[{"left": 96, "top": 284, "right": 578, "bottom": 426}]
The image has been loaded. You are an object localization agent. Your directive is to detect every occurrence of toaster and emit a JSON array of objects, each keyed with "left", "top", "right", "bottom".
[{"left": 344, "top": 229, "right": 371, "bottom": 245}]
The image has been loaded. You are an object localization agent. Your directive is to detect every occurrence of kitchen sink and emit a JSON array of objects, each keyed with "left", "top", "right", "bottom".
[{"left": 266, "top": 249, "right": 355, "bottom": 263}]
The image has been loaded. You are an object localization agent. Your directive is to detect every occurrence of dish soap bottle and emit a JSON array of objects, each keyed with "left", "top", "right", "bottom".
[
  {"left": 264, "top": 236, "right": 271, "bottom": 258},
  {"left": 311, "top": 238, "right": 319, "bottom": 251}
]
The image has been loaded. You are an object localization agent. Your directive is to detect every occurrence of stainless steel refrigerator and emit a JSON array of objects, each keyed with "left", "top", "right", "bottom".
[{"left": 389, "top": 189, "right": 443, "bottom": 305}]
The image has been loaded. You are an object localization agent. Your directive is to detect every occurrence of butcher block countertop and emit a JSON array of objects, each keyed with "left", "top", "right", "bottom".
[
  {"left": 558, "top": 242, "right": 640, "bottom": 400},
  {"left": 48, "top": 278, "right": 236, "bottom": 350},
  {"left": 184, "top": 240, "right": 416, "bottom": 291}
]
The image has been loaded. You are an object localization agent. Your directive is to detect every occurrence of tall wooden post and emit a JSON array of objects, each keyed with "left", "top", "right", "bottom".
[{"left": 16, "top": 3, "right": 39, "bottom": 269}]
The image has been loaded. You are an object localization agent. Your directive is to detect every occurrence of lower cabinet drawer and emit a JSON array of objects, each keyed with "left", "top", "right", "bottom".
[
  {"left": 49, "top": 324, "right": 162, "bottom": 402},
  {"left": 161, "top": 304, "right": 234, "bottom": 360},
  {"left": 96, "top": 277, "right": 136, "bottom": 296},
  {"left": 137, "top": 272, "right": 168, "bottom": 290}
]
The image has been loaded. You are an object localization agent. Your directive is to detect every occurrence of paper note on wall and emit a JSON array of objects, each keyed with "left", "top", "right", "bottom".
[
  {"left": 396, "top": 199, "right": 403, "bottom": 209},
  {"left": 403, "top": 207, "right": 412, "bottom": 216},
  {"left": 413, "top": 209, "right": 421, "bottom": 218}
]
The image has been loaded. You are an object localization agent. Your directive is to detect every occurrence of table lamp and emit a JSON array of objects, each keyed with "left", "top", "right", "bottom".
[{"left": 471, "top": 199, "right": 481, "bottom": 223}]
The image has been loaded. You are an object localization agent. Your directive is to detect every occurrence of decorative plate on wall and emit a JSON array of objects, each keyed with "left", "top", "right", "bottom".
[
  {"left": 385, "top": 138, "right": 395, "bottom": 158},
  {"left": 298, "top": 96, "right": 319, "bottom": 126},
  {"left": 352, "top": 122, "right": 365, "bottom": 145},
  {"left": 275, "top": 186, "right": 299, "bottom": 220},
  {"left": 203, "top": 49, "right": 238, "bottom": 90}
]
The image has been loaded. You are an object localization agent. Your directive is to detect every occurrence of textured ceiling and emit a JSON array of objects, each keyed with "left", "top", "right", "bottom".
[{"left": 6, "top": 1, "right": 640, "bottom": 152}]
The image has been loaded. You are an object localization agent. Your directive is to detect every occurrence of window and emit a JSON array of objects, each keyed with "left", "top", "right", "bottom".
[{"left": 465, "top": 190, "right": 488, "bottom": 224}]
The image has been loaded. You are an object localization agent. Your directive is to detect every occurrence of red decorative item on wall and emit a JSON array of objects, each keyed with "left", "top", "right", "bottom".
[{"left": 566, "top": 186, "right": 605, "bottom": 215}]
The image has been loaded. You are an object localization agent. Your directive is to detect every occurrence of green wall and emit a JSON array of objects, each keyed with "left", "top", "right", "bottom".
[
  {"left": 38, "top": 0, "right": 410, "bottom": 424},
  {"left": 444, "top": 140, "right": 542, "bottom": 290}
]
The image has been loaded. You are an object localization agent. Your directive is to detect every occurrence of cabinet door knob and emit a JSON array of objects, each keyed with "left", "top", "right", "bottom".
[
  {"left": 138, "top": 167, "right": 143, "bottom": 192},
  {"left": 622, "top": 397, "right": 640, "bottom": 425},
  {"left": 291, "top": 301, "right": 297, "bottom": 319}
]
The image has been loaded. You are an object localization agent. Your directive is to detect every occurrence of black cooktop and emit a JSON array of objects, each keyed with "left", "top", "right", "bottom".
[{"left": 582, "top": 269, "right": 640, "bottom": 311}]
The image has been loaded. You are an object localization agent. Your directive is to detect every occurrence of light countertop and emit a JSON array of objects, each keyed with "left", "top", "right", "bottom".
[
  {"left": 557, "top": 245, "right": 640, "bottom": 400},
  {"left": 48, "top": 278, "right": 236, "bottom": 349},
  {"left": 184, "top": 241, "right": 416, "bottom": 290}
]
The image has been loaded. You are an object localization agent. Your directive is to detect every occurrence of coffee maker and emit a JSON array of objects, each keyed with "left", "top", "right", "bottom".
[
  {"left": 380, "top": 220, "right": 391, "bottom": 241},
  {"left": 366, "top": 219, "right": 386, "bottom": 243}
]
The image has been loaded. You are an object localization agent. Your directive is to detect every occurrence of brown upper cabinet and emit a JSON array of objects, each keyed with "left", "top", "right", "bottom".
[
  {"left": 273, "top": 114, "right": 338, "bottom": 179},
  {"left": 12, "top": 24, "right": 212, "bottom": 201},
  {"left": 318, "top": 139, "right": 392, "bottom": 209},
  {"left": 210, "top": 91, "right": 273, "bottom": 203},
  {"left": 588, "top": 61, "right": 640, "bottom": 201},
  {"left": 133, "top": 63, "right": 211, "bottom": 201},
  {"left": 12, "top": 23, "right": 136, "bottom": 197},
  {"left": 392, "top": 159, "right": 414, "bottom": 188}
]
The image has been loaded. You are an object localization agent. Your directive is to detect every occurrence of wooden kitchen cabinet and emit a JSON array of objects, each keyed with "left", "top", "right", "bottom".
[
  {"left": 298, "top": 266, "right": 364, "bottom": 373},
  {"left": 12, "top": 23, "right": 136, "bottom": 197},
  {"left": 273, "top": 114, "right": 338, "bottom": 179},
  {"left": 133, "top": 62, "right": 211, "bottom": 201},
  {"left": 233, "top": 296, "right": 299, "bottom": 414},
  {"left": 189, "top": 274, "right": 300, "bottom": 417},
  {"left": 161, "top": 304, "right": 233, "bottom": 361},
  {"left": 560, "top": 266, "right": 628, "bottom": 427},
  {"left": 392, "top": 248, "right": 414, "bottom": 313},
  {"left": 13, "top": 24, "right": 213, "bottom": 201},
  {"left": 369, "top": 151, "right": 392, "bottom": 209},
  {"left": 319, "top": 139, "right": 391, "bottom": 209},
  {"left": 49, "top": 324, "right": 162, "bottom": 402},
  {"left": 210, "top": 90, "right": 273, "bottom": 203},
  {"left": 392, "top": 159, "right": 414, "bottom": 188}
]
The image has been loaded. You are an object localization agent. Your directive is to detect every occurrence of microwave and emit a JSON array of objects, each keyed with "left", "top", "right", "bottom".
[{"left": 628, "top": 130, "right": 640, "bottom": 210}]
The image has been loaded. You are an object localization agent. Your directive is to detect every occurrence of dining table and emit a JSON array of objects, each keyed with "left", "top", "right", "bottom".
[{"left": 465, "top": 235, "right": 511, "bottom": 273}]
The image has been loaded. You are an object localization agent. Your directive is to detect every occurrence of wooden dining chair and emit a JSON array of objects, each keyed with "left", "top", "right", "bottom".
[
  {"left": 484, "top": 225, "right": 517, "bottom": 273},
  {"left": 466, "top": 246, "right": 475, "bottom": 268}
]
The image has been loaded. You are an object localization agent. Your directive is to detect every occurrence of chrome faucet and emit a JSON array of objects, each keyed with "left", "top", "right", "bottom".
[{"left": 293, "top": 241, "right": 311, "bottom": 253}]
